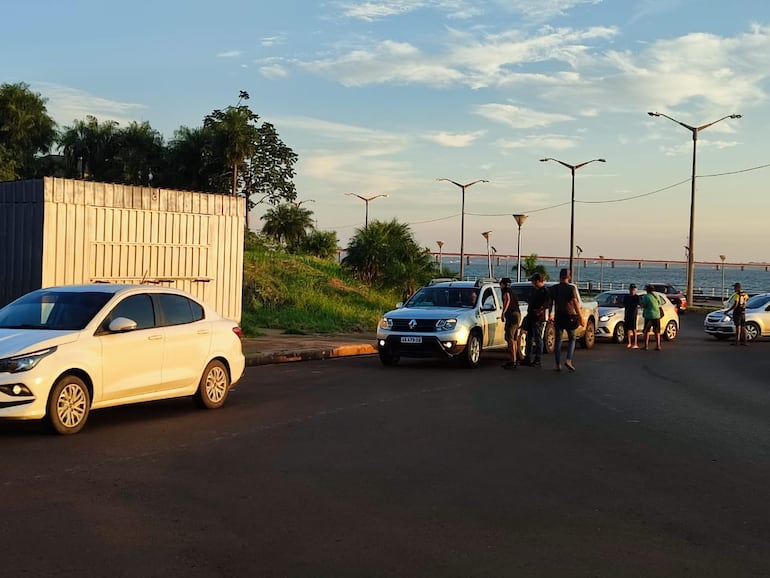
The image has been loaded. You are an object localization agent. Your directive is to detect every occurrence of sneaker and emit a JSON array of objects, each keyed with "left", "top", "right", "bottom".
[{"left": 565, "top": 360, "right": 575, "bottom": 372}]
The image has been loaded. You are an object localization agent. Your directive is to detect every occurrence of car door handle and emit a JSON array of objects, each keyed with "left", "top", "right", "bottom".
[
  {"left": 197, "top": 329, "right": 210, "bottom": 335},
  {"left": 148, "top": 334, "right": 163, "bottom": 341}
]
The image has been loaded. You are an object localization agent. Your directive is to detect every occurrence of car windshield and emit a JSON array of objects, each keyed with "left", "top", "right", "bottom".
[
  {"left": 0, "top": 290, "right": 114, "bottom": 330},
  {"left": 747, "top": 294, "right": 770, "bottom": 310},
  {"left": 596, "top": 292, "right": 626, "bottom": 307},
  {"left": 406, "top": 286, "right": 478, "bottom": 308}
]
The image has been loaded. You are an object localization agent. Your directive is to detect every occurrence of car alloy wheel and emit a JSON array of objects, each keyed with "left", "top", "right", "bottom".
[
  {"left": 48, "top": 375, "right": 91, "bottom": 435},
  {"left": 745, "top": 322, "right": 760, "bottom": 342},
  {"left": 664, "top": 320, "right": 678, "bottom": 341},
  {"left": 195, "top": 360, "right": 230, "bottom": 409},
  {"left": 463, "top": 332, "right": 482, "bottom": 368}
]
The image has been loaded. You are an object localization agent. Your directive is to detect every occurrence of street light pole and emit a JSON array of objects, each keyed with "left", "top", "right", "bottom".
[
  {"left": 513, "top": 214, "right": 528, "bottom": 282},
  {"left": 647, "top": 111, "right": 741, "bottom": 310},
  {"left": 346, "top": 193, "right": 388, "bottom": 229},
  {"left": 540, "top": 157, "right": 605, "bottom": 275},
  {"left": 481, "top": 231, "right": 493, "bottom": 278},
  {"left": 720, "top": 254, "right": 726, "bottom": 301},
  {"left": 575, "top": 245, "right": 584, "bottom": 288},
  {"left": 437, "top": 178, "right": 489, "bottom": 279},
  {"left": 599, "top": 255, "right": 605, "bottom": 290},
  {"left": 436, "top": 240, "right": 444, "bottom": 272}
]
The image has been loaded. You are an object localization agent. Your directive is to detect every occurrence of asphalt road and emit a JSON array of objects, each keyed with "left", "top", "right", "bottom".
[{"left": 2, "top": 313, "right": 769, "bottom": 577}]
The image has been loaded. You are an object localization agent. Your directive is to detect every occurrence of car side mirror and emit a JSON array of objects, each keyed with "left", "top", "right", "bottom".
[{"left": 109, "top": 317, "right": 138, "bottom": 332}]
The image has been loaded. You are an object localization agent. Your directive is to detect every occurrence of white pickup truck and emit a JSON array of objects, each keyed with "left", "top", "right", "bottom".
[
  {"left": 376, "top": 279, "right": 507, "bottom": 368},
  {"left": 510, "top": 281, "right": 598, "bottom": 353}
]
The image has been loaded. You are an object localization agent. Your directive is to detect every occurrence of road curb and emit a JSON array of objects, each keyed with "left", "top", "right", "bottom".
[{"left": 245, "top": 343, "right": 377, "bottom": 366}]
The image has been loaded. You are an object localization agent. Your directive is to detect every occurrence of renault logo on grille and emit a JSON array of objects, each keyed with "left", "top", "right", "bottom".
[{"left": 408, "top": 319, "right": 417, "bottom": 330}]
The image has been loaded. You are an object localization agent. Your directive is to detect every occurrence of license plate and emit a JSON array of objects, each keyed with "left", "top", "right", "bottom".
[{"left": 401, "top": 336, "right": 422, "bottom": 344}]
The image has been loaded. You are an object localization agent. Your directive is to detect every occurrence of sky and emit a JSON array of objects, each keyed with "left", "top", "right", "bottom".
[{"left": 4, "top": 0, "right": 770, "bottom": 263}]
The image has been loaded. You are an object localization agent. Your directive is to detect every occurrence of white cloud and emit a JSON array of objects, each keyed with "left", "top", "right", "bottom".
[
  {"left": 423, "top": 130, "right": 486, "bottom": 147},
  {"left": 260, "top": 64, "right": 289, "bottom": 79},
  {"left": 261, "top": 33, "right": 287, "bottom": 47},
  {"left": 216, "top": 50, "right": 241, "bottom": 58},
  {"left": 32, "top": 82, "right": 144, "bottom": 127},
  {"left": 474, "top": 103, "right": 573, "bottom": 128},
  {"left": 495, "top": 134, "right": 579, "bottom": 150}
]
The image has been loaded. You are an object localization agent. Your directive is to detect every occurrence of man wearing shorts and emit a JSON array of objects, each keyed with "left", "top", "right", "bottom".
[
  {"left": 725, "top": 282, "right": 749, "bottom": 345},
  {"left": 624, "top": 283, "right": 641, "bottom": 348},
  {"left": 641, "top": 284, "right": 662, "bottom": 351},
  {"left": 500, "top": 277, "right": 521, "bottom": 369}
]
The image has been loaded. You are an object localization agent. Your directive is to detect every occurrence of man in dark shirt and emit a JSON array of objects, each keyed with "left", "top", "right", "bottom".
[
  {"left": 624, "top": 283, "right": 641, "bottom": 349},
  {"left": 521, "top": 273, "right": 551, "bottom": 368}
]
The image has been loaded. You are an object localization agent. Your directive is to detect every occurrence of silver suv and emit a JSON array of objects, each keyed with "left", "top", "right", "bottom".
[{"left": 376, "top": 279, "right": 507, "bottom": 368}]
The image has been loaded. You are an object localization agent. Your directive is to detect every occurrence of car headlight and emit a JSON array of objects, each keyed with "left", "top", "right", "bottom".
[
  {"left": 0, "top": 347, "right": 57, "bottom": 374},
  {"left": 379, "top": 317, "right": 393, "bottom": 330},
  {"left": 436, "top": 318, "right": 457, "bottom": 331},
  {"left": 599, "top": 312, "right": 616, "bottom": 322},
  {"left": 722, "top": 313, "right": 732, "bottom": 322}
]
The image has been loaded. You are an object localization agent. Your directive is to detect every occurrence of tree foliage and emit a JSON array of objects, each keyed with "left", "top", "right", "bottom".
[
  {"left": 522, "top": 254, "right": 549, "bottom": 280},
  {"left": 0, "top": 82, "right": 57, "bottom": 180},
  {"left": 301, "top": 230, "right": 339, "bottom": 259},
  {"left": 261, "top": 203, "right": 315, "bottom": 252},
  {"left": 342, "top": 220, "right": 434, "bottom": 288}
]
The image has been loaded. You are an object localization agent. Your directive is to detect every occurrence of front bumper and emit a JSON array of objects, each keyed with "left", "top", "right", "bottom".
[
  {"left": 703, "top": 321, "right": 735, "bottom": 337},
  {"left": 376, "top": 333, "right": 466, "bottom": 359}
]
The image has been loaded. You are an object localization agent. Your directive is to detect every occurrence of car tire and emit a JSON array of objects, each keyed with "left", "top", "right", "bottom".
[
  {"left": 663, "top": 320, "right": 678, "bottom": 341},
  {"left": 544, "top": 322, "right": 556, "bottom": 354},
  {"left": 195, "top": 360, "right": 230, "bottom": 409},
  {"left": 745, "top": 322, "right": 760, "bottom": 342},
  {"left": 462, "top": 331, "right": 482, "bottom": 368},
  {"left": 47, "top": 375, "right": 91, "bottom": 435},
  {"left": 579, "top": 319, "right": 596, "bottom": 349},
  {"left": 379, "top": 349, "right": 400, "bottom": 366},
  {"left": 612, "top": 322, "right": 626, "bottom": 344}
]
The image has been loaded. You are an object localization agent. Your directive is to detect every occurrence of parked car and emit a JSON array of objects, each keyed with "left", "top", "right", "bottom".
[
  {"left": 595, "top": 290, "right": 679, "bottom": 343},
  {"left": 703, "top": 292, "right": 770, "bottom": 341},
  {"left": 0, "top": 284, "right": 245, "bottom": 434},
  {"left": 376, "top": 279, "right": 508, "bottom": 368},
  {"left": 648, "top": 283, "right": 687, "bottom": 313}
]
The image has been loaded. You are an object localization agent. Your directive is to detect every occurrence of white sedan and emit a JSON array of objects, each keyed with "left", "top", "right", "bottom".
[
  {"left": 0, "top": 284, "right": 245, "bottom": 434},
  {"left": 595, "top": 290, "right": 679, "bottom": 344},
  {"left": 704, "top": 292, "right": 770, "bottom": 341}
]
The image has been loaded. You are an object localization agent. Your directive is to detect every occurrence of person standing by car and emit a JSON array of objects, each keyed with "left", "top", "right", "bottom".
[
  {"left": 550, "top": 268, "right": 585, "bottom": 372},
  {"left": 500, "top": 277, "right": 521, "bottom": 369},
  {"left": 641, "top": 284, "right": 663, "bottom": 351},
  {"left": 521, "top": 273, "right": 551, "bottom": 368},
  {"left": 725, "top": 282, "right": 749, "bottom": 345},
  {"left": 625, "top": 283, "right": 641, "bottom": 349}
]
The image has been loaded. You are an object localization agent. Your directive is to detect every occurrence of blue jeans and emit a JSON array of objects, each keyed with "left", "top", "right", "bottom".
[
  {"left": 525, "top": 320, "right": 545, "bottom": 362},
  {"left": 554, "top": 323, "right": 577, "bottom": 366}
]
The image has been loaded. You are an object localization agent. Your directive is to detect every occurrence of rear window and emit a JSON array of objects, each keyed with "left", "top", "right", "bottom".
[{"left": 158, "top": 293, "right": 204, "bottom": 326}]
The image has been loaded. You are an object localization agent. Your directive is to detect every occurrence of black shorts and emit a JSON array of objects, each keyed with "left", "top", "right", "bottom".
[
  {"left": 505, "top": 314, "right": 521, "bottom": 342},
  {"left": 624, "top": 315, "right": 637, "bottom": 331},
  {"left": 733, "top": 310, "right": 746, "bottom": 327},
  {"left": 643, "top": 318, "right": 661, "bottom": 334}
]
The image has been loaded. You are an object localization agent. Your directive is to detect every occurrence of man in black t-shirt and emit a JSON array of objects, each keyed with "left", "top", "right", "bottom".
[
  {"left": 521, "top": 273, "right": 551, "bottom": 368},
  {"left": 624, "top": 284, "right": 641, "bottom": 349}
]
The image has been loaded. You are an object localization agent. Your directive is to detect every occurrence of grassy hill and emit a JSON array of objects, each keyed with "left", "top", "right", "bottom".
[{"left": 240, "top": 248, "right": 400, "bottom": 336}]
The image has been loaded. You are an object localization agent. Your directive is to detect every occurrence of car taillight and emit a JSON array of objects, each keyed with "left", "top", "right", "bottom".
[{"left": 232, "top": 326, "right": 243, "bottom": 339}]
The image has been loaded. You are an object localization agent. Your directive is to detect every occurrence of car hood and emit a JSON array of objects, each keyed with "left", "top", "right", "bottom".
[
  {"left": 0, "top": 329, "right": 81, "bottom": 357},
  {"left": 385, "top": 306, "right": 469, "bottom": 318},
  {"left": 598, "top": 306, "right": 623, "bottom": 315}
]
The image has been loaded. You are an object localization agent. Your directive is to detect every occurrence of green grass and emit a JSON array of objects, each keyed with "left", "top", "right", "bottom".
[{"left": 240, "top": 248, "right": 400, "bottom": 336}]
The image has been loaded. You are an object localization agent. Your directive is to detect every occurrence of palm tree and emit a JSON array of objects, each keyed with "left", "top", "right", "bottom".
[
  {"left": 114, "top": 121, "right": 164, "bottom": 185},
  {"left": 343, "top": 219, "right": 433, "bottom": 287},
  {"left": 261, "top": 203, "right": 314, "bottom": 251},
  {"left": 522, "top": 254, "right": 549, "bottom": 280}
]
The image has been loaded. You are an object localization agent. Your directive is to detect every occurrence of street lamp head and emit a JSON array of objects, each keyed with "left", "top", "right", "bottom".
[
  {"left": 730, "top": 114, "right": 742, "bottom": 119},
  {"left": 597, "top": 158, "right": 607, "bottom": 163},
  {"left": 481, "top": 230, "right": 492, "bottom": 239},
  {"left": 647, "top": 111, "right": 660, "bottom": 117},
  {"left": 539, "top": 158, "right": 550, "bottom": 162},
  {"left": 513, "top": 213, "right": 528, "bottom": 227}
]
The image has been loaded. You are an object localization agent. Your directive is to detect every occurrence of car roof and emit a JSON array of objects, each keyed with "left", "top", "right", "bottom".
[{"left": 35, "top": 284, "right": 199, "bottom": 298}]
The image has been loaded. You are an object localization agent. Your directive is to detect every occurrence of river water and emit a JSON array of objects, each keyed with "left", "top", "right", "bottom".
[{"left": 443, "top": 258, "right": 770, "bottom": 298}]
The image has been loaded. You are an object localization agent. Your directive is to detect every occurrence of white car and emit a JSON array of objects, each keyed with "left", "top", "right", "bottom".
[
  {"left": 0, "top": 284, "right": 245, "bottom": 434},
  {"left": 704, "top": 292, "right": 770, "bottom": 341},
  {"left": 595, "top": 290, "right": 679, "bottom": 343}
]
